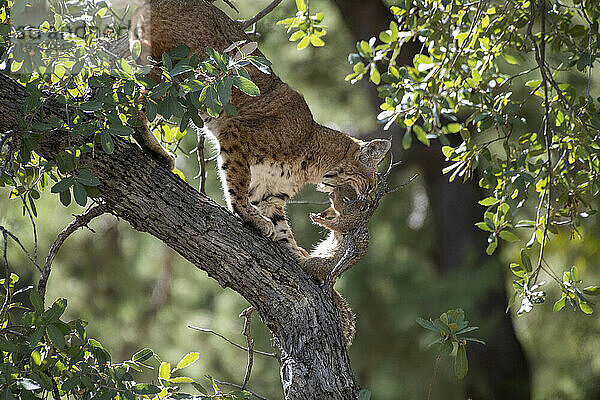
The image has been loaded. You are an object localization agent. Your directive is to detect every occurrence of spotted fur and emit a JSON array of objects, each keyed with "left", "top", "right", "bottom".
[{"left": 130, "top": 0, "right": 390, "bottom": 258}]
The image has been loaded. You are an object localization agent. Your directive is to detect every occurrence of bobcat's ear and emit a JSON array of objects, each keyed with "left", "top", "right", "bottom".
[{"left": 359, "top": 139, "right": 391, "bottom": 166}]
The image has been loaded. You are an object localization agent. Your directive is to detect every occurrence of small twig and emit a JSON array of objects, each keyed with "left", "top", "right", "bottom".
[
  {"left": 19, "top": 194, "right": 38, "bottom": 266},
  {"left": 188, "top": 325, "right": 278, "bottom": 358},
  {"left": 1, "top": 229, "right": 10, "bottom": 317},
  {"left": 287, "top": 200, "right": 330, "bottom": 205},
  {"left": 210, "top": 378, "right": 270, "bottom": 400},
  {"left": 239, "top": 0, "right": 285, "bottom": 29},
  {"left": 0, "top": 226, "right": 42, "bottom": 272},
  {"left": 218, "top": 0, "right": 240, "bottom": 13},
  {"left": 239, "top": 306, "right": 255, "bottom": 390},
  {"left": 196, "top": 132, "right": 207, "bottom": 194},
  {"left": 38, "top": 204, "right": 108, "bottom": 302},
  {"left": 427, "top": 354, "right": 441, "bottom": 400}
]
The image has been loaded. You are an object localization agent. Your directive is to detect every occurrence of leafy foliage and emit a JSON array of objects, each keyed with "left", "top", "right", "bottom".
[
  {"left": 277, "top": 0, "right": 327, "bottom": 49},
  {"left": 0, "top": 0, "right": 269, "bottom": 210},
  {"left": 0, "top": 274, "right": 255, "bottom": 399},
  {"left": 416, "top": 309, "right": 484, "bottom": 379},
  {"left": 346, "top": 0, "right": 600, "bottom": 314}
]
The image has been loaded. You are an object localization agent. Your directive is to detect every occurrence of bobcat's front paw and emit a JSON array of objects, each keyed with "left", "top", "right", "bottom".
[{"left": 247, "top": 214, "right": 275, "bottom": 238}]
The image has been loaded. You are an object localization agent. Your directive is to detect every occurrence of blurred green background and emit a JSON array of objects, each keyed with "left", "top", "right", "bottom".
[{"left": 2, "top": 0, "right": 600, "bottom": 399}]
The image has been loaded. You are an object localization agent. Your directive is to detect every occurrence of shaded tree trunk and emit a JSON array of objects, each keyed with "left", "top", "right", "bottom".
[
  {"left": 331, "top": 1, "right": 531, "bottom": 398},
  {"left": 0, "top": 71, "right": 359, "bottom": 399}
]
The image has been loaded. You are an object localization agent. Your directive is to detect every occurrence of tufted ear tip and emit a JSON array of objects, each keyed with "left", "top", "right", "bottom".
[{"left": 359, "top": 139, "right": 391, "bottom": 166}]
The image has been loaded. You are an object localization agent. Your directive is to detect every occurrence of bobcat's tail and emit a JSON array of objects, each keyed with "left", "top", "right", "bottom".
[{"left": 332, "top": 289, "right": 356, "bottom": 347}]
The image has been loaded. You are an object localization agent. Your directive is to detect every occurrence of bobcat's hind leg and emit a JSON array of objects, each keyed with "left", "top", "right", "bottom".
[
  {"left": 252, "top": 194, "right": 309, "bottom": 259},
  {"left": 218, "top": 150, "right": 275, "bottom": 238}
]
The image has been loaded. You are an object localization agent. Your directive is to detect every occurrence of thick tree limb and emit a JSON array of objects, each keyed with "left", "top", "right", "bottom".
[{"left": 0, "top": 70, "right": 358, "bottom": 399}]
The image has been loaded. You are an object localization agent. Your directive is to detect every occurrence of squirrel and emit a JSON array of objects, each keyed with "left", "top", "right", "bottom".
[{"left": 301, "top": 184, "right": 369, "bottom": 346}]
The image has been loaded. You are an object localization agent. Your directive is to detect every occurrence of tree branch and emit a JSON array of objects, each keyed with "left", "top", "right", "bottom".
[
  {"left": 188, "top": 325, "right": 278, "bottom": 359},
  {"left": 239, "top": 0, "right": 285, "bottom": 29},
  {"left": 38, "top": 204, "right": 108, "bottom": 301},
  {"left": 240, "top": 306, "right": 255, "bottom": 390}
]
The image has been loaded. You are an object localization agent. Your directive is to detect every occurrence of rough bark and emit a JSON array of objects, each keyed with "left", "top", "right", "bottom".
[{"left": 0, "top": 72, "right": 359, "bottom": 399}]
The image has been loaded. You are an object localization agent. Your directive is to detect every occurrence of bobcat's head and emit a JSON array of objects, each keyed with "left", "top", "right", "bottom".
[{"left": 318, "top": 139, "right": 391, "bottom": 194}]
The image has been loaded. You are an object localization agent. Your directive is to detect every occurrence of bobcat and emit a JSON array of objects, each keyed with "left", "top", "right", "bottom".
[
  {"left": 302, "top": 184, "right": 369, "bottom": 346},
  {"left": 129, "top": 0, "right": 390, "bottom": 258}
]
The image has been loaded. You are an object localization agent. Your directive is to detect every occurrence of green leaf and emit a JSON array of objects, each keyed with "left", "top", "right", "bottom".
[
  {"left": 131, "top": 41, "right": 142, "bottom": 60},
  {"left": 370, "top": 66, "right": 381, "bottom": 84},
  {"left": 358, "top": 389, "right": 371, "bottom": 400},
  {"left": 579, "top": 300, "right": 593, "bottom": 314},
  {"left": 232, "top": 76, "right": 260, "bottom": 97},
  {"left": 570, "top": 266, "right": 578, "bottom": 281},
  {"left": 79, "top": 100, "right": 102, "bottom": 112},
  {"left": 132, "top": 348, "right": 154, "bottom": 362},
  {"left": 486, "top": 238, "right": 497, "bottom": 255},
  {"left": 402, "top": 130, "right": 412, "bottom": 149},
  {"left": 51, "top": 177, "right": 74, "bottom": 193},
  {"left": 454, "top": 344, "right": 468, "bottom": 379},
  {"left": 205, "top": 86, "right": 221, "bottom": 118},
  {"left": 553, "top": 296, "right": 566, "bottom": 312},
  {"left": 170, "top": 62, "right": 193, "bottom": 76},
  {"left": 76, "top": 170, "right": 100, "bottom": 187},
  {"left": 132, "top": 384, "right": 161, "bottom": 395},
  {"left": 192, "top": 382, "right": 208, "bottom": 395},
  {"left": 169, "top": 377, "right": 194, "bottom": 383},
  {"left": 416, "top": 317, "right": 438, "bottom": 332},
  {"left": 43, "top": 298, "right": 67, "bottom": 322},
  {"left": 525, "top": 79, "right": 542, "bottom": 87},
  {"left": 100, "top": 131, "right": 114, "bottom": 154},
  {"left": 149, "top": 82, "right": 172, "bottom": 99},
  {"left": 159, "top": 362, "right": 171, "bottom": 380},
  {"left": 47, "top": 324, "right": 66, "bottom": 350},
  {"left": 175, "top": 352, "right": 199, "bottom": 370},
  {"left": 217, "top": 77, "right": 233, "bottom": 105},
  {"left": 310, "top": 35, "right": 325, "bottom": 47},
  {"left": 30, "top": 289, "right": 44, "bottom": 314},
  {"left": 510, "top": 263, "right": 526, "bottom": 278},
  {"left": 583, "top": 286, "right": 600, "bottom": 295},
  {"left": 446, "top": 123, "right": 461, "bottom": 133},
  {"left": 289, "top": 30, "right": 305, "bottom": 41},
  {"left": 413, "top": 125, "right": 429, "bottom": 146},
  {"left": 379, "top": 31, "right": 392, "bottom": 43},
  {"left": 521, "top": 250, "right": 532, "bottom": 273},
  {"left": 169, "top": 44, "right": 191, "bottom": 59},
  {"left": 109, "top": 124, "right": 134, "bottom": 137},
  {"left": 479, "top": 197, "right": 499, "bottom": 206},
  {"left": 72, "top": 182, "right": 87, "bottom": 206},
  {"left": 59, "top": 189, "right": 71, "bottom": 207},
  {"left": 475, "top": 222, "right": 493, "bottom": 232},
  {"left": 297, "top": 35, "right": 310, "bottom": 50},
  {"left": 504, "top": 54, "right": 519, "bottom": 65},
  {"left": 499, "top": 230, "right": 519, "bottom": 242},
  {"left": 455, "top": 326, "right": 479, "bottom": 335},
  {"left": 61, "top": 376, "right": 81, "bottom": 392}
]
